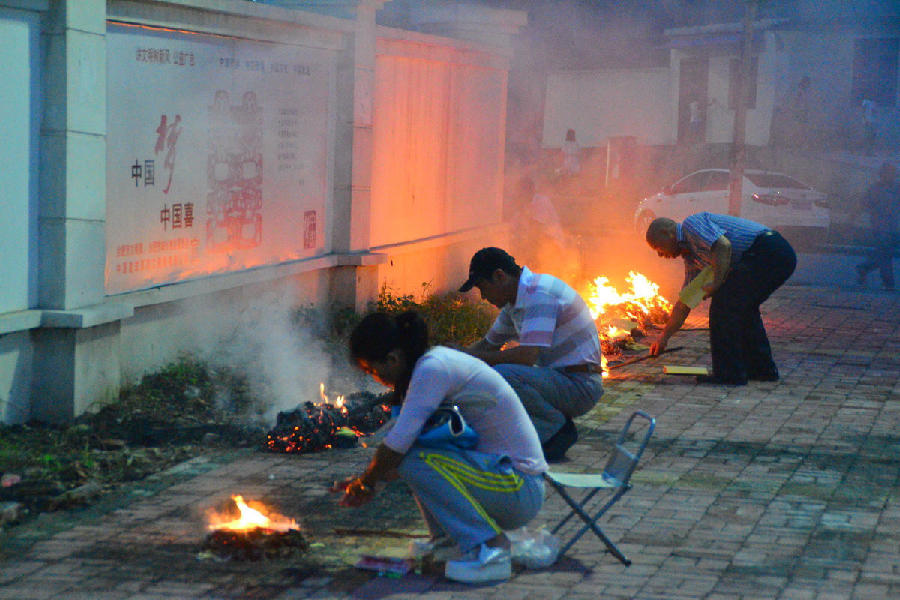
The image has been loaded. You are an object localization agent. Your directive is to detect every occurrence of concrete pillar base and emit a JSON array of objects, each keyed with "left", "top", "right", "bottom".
[{"left": 32, "top": 322, "right": 121, "bottom": 423}]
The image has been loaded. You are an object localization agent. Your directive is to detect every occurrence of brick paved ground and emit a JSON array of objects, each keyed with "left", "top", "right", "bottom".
[{"left": 1, "top": 285, "right": 899, "bottom": 600}]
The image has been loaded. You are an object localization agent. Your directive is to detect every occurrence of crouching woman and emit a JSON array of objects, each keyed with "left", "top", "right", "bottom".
[{"left": 334, "top": 311, "right": 547, "bottom": 584}]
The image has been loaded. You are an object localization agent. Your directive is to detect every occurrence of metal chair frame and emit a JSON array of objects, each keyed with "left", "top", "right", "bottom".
[{"left": 543, "top": 410, "right": 656, "bottom": 566}]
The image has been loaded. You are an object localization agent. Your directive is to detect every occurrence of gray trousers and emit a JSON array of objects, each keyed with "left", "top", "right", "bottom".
[
  {"left": 494, "top": 364, "right": 603, "bottom": 442},
  {"left": 398, "top": 445, "right": 545, "bottom": 553}
]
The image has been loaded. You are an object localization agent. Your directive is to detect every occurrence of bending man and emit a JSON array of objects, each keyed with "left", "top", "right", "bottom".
[{"left": 646, "top": 213, "right": 796, "bottom": 385}]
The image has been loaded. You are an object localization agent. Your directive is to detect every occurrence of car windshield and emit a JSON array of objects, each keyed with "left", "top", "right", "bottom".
[{"left": 745, "top": 173, "right": 810, "bottom": 189}]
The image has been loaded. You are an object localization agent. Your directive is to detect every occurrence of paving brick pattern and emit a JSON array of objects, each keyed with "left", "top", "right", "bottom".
[{"left": 1, "top": 285, "right": 899, "bottom": 599}]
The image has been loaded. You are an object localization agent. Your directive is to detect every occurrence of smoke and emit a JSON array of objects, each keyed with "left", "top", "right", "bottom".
[{"left": 176, "top": 288, "right": 374, "bottom": 426}]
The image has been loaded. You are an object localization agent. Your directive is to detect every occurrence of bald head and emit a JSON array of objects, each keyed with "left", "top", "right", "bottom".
[
  {"left": 646, "top": 217, "right": 681, "bottom": 259},
  {"left": 646, "top": 217, "right": 676, "bottom": 244}
]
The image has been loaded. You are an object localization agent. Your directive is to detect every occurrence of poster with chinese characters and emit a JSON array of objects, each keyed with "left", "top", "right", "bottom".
[{"left": 105, "top": 24, "right": 334, "bottom": 294}]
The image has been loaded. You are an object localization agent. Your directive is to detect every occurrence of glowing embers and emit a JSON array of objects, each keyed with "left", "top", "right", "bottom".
[
  {"left": 201, "top": 495, "right": 308, "bottom": 561},
  {"left": 265, "top": 389, "right": 392, "bottom": 454}
]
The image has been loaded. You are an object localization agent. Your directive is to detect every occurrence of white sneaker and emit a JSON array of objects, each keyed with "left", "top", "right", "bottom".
[{"left": 444, "top": 544, "right": 511, "bottom": 584}]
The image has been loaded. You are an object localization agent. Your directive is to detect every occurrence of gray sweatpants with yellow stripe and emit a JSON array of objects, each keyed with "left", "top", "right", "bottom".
[{"left": 397, "top": 444, "right": 545, "bottom": 553}]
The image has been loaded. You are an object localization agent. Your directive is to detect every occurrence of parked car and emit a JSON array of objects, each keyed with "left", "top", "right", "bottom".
[{"left": 633, "top": 169, "right": 830, "bottom": 245}]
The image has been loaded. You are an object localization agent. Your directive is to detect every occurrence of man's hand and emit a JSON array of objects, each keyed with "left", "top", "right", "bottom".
[
  {"left": 650, "top": 301, "right": 691, "bottom": 356},
  {"left": 467, "top": 343, "right": 540, "bottom": 367},
  {"left": 701, "top": 281, "right": 720, "bottom": 300}
]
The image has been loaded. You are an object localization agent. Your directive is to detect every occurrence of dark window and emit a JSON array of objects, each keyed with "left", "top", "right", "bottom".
[
  {"left": 852, "top": 38, "right": 899, "bottom": 106},
  {"left": 673, "top": 172, "right": 709, "bottom": 194},
  {"left": 728, "top": 56, "right": 758, "bottom": 109},
  {"left": 702, "top": 171, "right": 731, "bottom": 191}
]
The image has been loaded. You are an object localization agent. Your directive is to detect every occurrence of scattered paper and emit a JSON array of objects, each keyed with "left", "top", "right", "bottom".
[
  {"left": 355, "top": 555, "right": 415, "bottom": 576},
  {"left": 663, "top": 365, "right": 709, "bottom": 376}
]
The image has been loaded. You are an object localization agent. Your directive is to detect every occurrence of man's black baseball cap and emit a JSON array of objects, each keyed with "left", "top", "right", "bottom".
[{"left": 458, "top": 247, "right": 519, "bottom": 292}]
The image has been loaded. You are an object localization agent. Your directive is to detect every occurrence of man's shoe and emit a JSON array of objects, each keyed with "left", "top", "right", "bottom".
[
  {"left": 445, "top": 544, "right": 511, "bottom": 584},
  {"left": 696, "top": 374, "right": 747, "bottom": 386},
  {"left": 542, "top": 418, "right": 578, "bottom": 462}
]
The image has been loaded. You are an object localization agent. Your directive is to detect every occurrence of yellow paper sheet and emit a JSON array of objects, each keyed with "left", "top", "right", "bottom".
[
  {"left": 663, "top": 365, "right": 709, "bottom": 376},
  {"left": 679, "top": 266, "right": 714, "bottom": 309}
]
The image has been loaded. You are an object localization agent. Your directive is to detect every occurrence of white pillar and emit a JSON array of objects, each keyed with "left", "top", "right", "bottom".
[{"left": 32, "top": 0, "right": 125, "bottom": 421}]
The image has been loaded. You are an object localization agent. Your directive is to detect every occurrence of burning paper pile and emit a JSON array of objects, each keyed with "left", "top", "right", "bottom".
[
  {"left": 265, "top": 388, "right": 392, "bottom": 454},
  {"left": 585, "top": 271, "right": 673, "bottom": 371},
  {"left": 200, "top": 495, "right": 308, "bottom": 561},
  {"left": 586, "top": 271, "right": 672, "bottom": 328}
]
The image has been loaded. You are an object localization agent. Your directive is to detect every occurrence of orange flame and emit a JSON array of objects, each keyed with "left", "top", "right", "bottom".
[
  {"left": 207, "top": 495, "right": 298, "bottom": 532},
  {"left": 585, "top": 271, "right": 672, "bottom": 378},
  {"left": 587, "top": 271, "right": 671, "bottom": 322},
  {"left": 319, "top": 383, "right": 348, "bottom": 414}
]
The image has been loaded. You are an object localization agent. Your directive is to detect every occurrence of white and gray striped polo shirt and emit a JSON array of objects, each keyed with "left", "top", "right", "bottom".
[{"left": 485, "top": 266, "right": 601, "bottom": 368}]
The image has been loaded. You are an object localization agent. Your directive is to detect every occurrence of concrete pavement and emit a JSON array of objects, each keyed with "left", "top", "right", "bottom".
[{"left": 1, "top": 284, "right": 899, "bottom": 600}]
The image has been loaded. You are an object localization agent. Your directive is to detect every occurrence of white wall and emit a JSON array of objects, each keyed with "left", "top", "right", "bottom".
[
  {"left": 0, "top": 8, "right": 39, "bottom": 312},
  {"left": 543, "top": 68, "right": 671, "bottom": 147},
  {"left": 370, "top": 28, "right": 511, "bottom": 293},
  {"left": 705, "top": 54, "right": 776, "bottom": 147}
]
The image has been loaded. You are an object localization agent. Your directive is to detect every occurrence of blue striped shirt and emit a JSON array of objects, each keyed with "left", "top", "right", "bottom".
[
  {"left": 678, "top": 212, "right": 769, "bottom": 285},
  {"left": 485, "top": 266, "right": 601, "bottom": 368}
]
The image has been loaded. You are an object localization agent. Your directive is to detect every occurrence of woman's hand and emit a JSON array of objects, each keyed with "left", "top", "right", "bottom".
[
  {"left": 333, "top": 476, "right": 376, "bottom": 507},
  {"left": 330, "top": 477, "right": 355, "bottom": 493}
]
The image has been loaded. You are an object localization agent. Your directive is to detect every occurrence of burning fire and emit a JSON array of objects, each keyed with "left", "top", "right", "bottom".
[
  {"left": 587, "top": 271, "right": 672, "bottom": 325},
  {"left": 320, "top": 382, "right": 345, "bottom": 409},
  {"left": 584, "top": 271, "right": 672, "bottom": 376},
  {"left": 207, "top": 495, "right": 298, "bottom": 533}
]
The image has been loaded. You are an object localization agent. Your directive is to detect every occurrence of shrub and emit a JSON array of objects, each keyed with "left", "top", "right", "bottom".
[{"left": 371, "top": 283, "right": 496, "bottom": 347}]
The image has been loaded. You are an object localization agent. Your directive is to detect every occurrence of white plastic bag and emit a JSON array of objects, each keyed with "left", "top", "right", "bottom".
[{"left": 507, "top": 526, "right": 560, "bottom": 569}]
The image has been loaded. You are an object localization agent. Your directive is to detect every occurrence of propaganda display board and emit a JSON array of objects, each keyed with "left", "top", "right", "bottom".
[{"left": 105, "top": 24, "right": 334, "bottom": 294}]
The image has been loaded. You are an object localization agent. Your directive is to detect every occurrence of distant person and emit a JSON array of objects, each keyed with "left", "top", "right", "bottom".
[
  {"left": 334, "top": 311, "right": 546, "bottom": 584},
  {"left": 688, "top": 99, "right": 705, "bottom": 145},
  {"left": 645, "top": 213, "right": 796, "bottom": 385},
  {"left": 458, "top": 247, "right": 604, "bottom": 461},
  {"left": 510, "top": 177, "right": 581, "bottom": 283},
  {"left": 560, "top": 128, "right": 582, "bottom": 176},
  {"left": 778, "top": 76, "right": 811, "bottom": 148},
  {"left": 861, "top": 98, "right": 877, "bottom": 156},
  {"left": 855, "top": 162, "right": 899, "bottom": 290}
]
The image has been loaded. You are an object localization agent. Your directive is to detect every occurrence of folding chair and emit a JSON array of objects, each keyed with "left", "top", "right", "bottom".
[{"left": 543, "top": 410, "right": 655, "bottom": 565}]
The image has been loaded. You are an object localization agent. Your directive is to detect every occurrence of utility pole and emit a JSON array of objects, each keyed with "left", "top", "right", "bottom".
[{"left": 728, "top": 0, "right": 757, "bottom": 216}]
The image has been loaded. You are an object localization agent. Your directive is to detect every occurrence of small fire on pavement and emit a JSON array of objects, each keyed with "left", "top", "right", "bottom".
[
  {"left": 200, "top": 495, "right": 308, "bottom": 561},
  {"left": 265, "top": 388, "right": 392, "bottom": 454},
  {"left": 585, "top": 271, "right": 672, "bottom": 373}
]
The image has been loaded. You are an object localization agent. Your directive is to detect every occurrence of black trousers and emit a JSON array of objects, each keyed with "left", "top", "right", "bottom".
[{"left": 708, "top": 231, "right": 797, "bottom": 382}]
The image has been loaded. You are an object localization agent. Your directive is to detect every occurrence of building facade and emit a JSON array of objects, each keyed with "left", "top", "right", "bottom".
[{"left": 0, "top": 0, "right": 525, "bottom": 423}]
